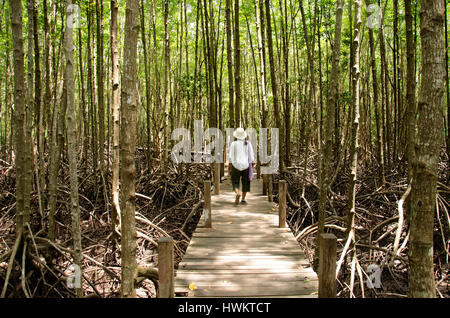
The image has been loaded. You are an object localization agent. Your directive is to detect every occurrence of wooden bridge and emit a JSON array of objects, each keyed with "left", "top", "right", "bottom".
[{"left": 172, "top": 176, "right": 319, "bottom": 298}]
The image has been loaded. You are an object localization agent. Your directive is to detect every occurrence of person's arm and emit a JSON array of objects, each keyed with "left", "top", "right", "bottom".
[{"left": 228, "top": 142, "right": 234, "bottom": 171}]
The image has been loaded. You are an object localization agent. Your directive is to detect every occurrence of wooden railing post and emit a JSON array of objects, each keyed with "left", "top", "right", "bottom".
[
  {"left": 262, "top": 174, "right": 267, "bottom": 195},
  {"left": 204, "top": 180, "right": 212, "bottom": 228},
  {"left": 157, "top": 236, "right": 174, "bottom": 298},
  {"left": 213, "top": 163, "right": 220, "bottom": 195},
  {"left": 318, "top": 233, "right": 337, "bottom": 298},
  {"left": 278, "top": 180, "right": 287, "bottom": 228}
]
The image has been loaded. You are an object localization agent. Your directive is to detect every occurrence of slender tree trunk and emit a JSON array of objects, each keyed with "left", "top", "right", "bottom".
[
  {"left": 47, "top": 79, "right": 65, "bottom": 242},
  {"left": 408, "top": 0, "right": 444, "bottom": 298},
  {"left": 9, "top": 0, "right": 28, "bottom": 235},
  {"left": 111, "top": 0, "right": 120, "bottom": 234},
  {"left": 368, "top": 8, "right": 385, "bottom": 187},
  {"left": 96, "top": 0, "right": 107, "bottom": 203},
  {"left": 140, "top": 0, "right": 151, "bottom": 170},
  {"left": 346, "top": 0, "right": 361, "bottom": 235},
  {"left": 282, "top": 0, "right": 291, "bottom": 168},
  {"left": 150, "top": 0, "right": 161, "bottom": 170},
  {"left": 299, "top": 0, "right": 315, "bottom": 186},
  {"left": 316, "top": 0, "right": 345, "bottom": 270},
  {"left": 378, "top": 1, "right": 391, "bottom": 167},
  {"left": 32, "top": 0, "right": 44, "bottom": 212},
  {"left": 78, "top": 27, "right": 88, "bottom": 168},
  {"left": 234, "top": 0, "right": 242, "bottom": 127},
  {"left": 405, "top": 0, "right": 416, "bottom": 221},
  {"left": 23, "top": 0, "right": 33, "bottom": 235},
  {"left": 65, "top": 0, "right": 83, "bottom": 297},
  {"left": 226, "top": 0, "right": 235, "bottom": 128},
  {"left": 256, "top": 0, "right": 272, "bottom": 200},
  {"left": 162, "top": 0, "right": 170, "bottom": 175},
  {"left": 393, "top": 0, "right": 399, "bottom": 163},
  {"left": 444, "top": 0, "right": 450, "bottom": 166},
  {"left": 43, "top": 0, "right": 51, "bottom": 135},
  {"left": 120, "top": 0, "right": 139, "bottom": 298},
  {"left": 265, "top": 0, "right": 283, "bottom": 174},
  {"left": 87, "top": 4, "right": 98, "bottom": 176},
  {"left": 345, "top": 0, "right": 362, "bottom": 295}
]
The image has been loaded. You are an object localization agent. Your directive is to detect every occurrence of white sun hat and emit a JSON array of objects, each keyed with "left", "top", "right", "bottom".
[{"left": 233, "top": 127, "right": 247, "bottom": 140}]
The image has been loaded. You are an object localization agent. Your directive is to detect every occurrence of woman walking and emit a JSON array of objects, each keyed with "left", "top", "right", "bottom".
[{"left": 228, "top": 128, "right": 255, "bottom": 205}]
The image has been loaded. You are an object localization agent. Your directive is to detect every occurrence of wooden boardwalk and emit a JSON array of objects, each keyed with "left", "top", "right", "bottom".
[{"left": 174, "top": 176, "right": 318, "bottom": 298}]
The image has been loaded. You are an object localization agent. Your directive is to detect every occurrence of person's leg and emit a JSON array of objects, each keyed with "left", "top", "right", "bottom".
[
  {"left": 231, "top": 166, "right": 240, "bottom": 192},
  {"left": 241, "top": 168, "right": 250, "bottom": 203},
  {"left": 231, "top": 167, "right": 241, "bottom": 204}
]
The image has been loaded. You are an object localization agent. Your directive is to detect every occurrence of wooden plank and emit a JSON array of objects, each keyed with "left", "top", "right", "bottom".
[
  {"left": 175, "top": 272, "right": 318, "bottom": 284},
  {"left": 189, "top": 236, "right": 298, "bottom": 244},
  {"left": 176, "top": 267, "right": 313, "bottom": 275},
  {"left": 186, "top": 242, "right": 301, "bottom": 251},
  {"left": 174, "top": 284, "right": 318, "bottom": 297},
  {"left": 175, "top": 281, "right": 318, "bottom": 291},
  {"left": 180, "top": 254, "right": 307, "bottom": 262},
  {"left": 192, "top": 232, "right": 293, "bottom": 238},
  {"left": 182, "top": 250, "right": 305, "bottom": 258},
  {"left": 195, "top": 225, "right": 292, "bottom": 232},
  {"left": 178, "top": 263, "right": 310, "bottom": 271},
  {"left": 182, "top": 245, "right": 303, "bottom": 252}
]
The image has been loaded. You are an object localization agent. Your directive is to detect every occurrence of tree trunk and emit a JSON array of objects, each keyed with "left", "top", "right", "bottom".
[
  {"left": 140, "top": 0, "right": 151, "bottom": 170},
  {"left": 369, "top": 2, "right": 385, "bottom": 187},
  {"left": 404, "top": 0, "right": 416, "bottom": 221},
  {"left": 408, "top": 0, "right": 445, "bottom": 298},
  {"left": 25, "top": 0, "right": 34, "bottom": 233},
  {"left": 316, "top": 0, "right": 345, "bottom": 270},
  {"left": 9, "top": 0, "right": 28, "bottom": 235},
  {"left": 120, "top": 0, "right": 139, "bottom": 298},
  {"left": 226, "top": 0, "right": 235, "bottom": 128},
  {"left": 444, "top": 0, "right": 450, "bottom": 167},
  {"left": 111, "top": 0, "right": 120, "bottom": 234},
  {"left": 32, "top": 0, "right": 44, "bottom": 211},
  {"left": 234, "top": 0, "right": 242, "bottom": 127},
  {"left": 96, "top": 0, "right": 107, "bottom": 203},
  {"left": 65, "top": 0, "right": 83, "bottom": 297},
  {"left": 256, "top": 0, "right": 272, "bottom": 200},
  {"left": 264, "top": 0, "right": 283, "bottom": 174},
  {"left": 299, "top": 0, "right": 315, "bottom": 184},
  {"left": 162, "top": 0, "right": 170, "bottom": 176}
]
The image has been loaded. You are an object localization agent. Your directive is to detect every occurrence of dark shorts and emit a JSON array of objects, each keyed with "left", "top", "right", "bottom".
[{"left": 231, "top": 166, "right": 251, "bottom": 192}]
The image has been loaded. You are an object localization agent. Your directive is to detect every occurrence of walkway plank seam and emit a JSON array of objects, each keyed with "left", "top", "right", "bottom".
[{"left": 174, "top": 177, "right": 318, "bottom": 298}]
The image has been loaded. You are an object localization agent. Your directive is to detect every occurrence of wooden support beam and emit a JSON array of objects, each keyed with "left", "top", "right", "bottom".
[
  {"left": 157, "top": 236, "right": 174, "bottom": 298},
  {"left": 214, "top": 162, "right": 220, "bottom": 195},
  {"left": 278, "top": 180, "right": 287, "bottom": 228},
  {"left": 262, "top": 174, "right": 267, "bottom": 195},
  {"left": 204, "top": 180, "right": 212, "bottom": 228},
  {"left": 318, "top": 233, "right": 337, "bottom": 298}
]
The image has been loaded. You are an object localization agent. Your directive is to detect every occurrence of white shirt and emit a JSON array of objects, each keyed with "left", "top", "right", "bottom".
[{"left": 229, "top": 140, "right": 255, "bottom": 171}]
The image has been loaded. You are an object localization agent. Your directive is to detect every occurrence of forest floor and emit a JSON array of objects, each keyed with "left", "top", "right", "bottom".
[
  {"left": 0, "top": 150, "right": 449, "bottom": 298},
  {"left": 277, "top": 150, "right": 450, "bottom": 298},
  {"left": 0, "top": 154, "right": 209, "bottom": 298}
]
